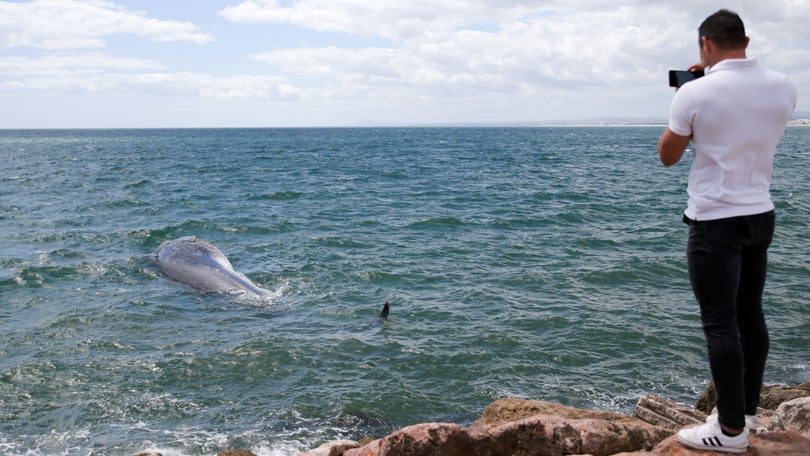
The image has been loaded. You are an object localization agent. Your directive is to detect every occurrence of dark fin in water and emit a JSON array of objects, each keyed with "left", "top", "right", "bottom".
[{"left": 378, "top": 301, "right": 390, "bottom": 322}]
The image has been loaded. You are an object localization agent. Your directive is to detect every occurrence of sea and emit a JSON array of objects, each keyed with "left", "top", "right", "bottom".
[{"left": 1, "top": 127, "right": 808, "bottom": 456}]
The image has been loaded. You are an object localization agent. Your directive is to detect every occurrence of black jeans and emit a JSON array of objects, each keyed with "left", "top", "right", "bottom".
[{"left": 684, "top": 210, "right": 775, "bottom": 430}]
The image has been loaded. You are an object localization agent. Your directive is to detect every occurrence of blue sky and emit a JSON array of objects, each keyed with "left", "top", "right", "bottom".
[{"left": 1, "top": 0, "right": 807, "bottom": 128}]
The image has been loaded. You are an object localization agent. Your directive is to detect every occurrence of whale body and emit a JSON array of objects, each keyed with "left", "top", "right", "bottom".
[{"left": 155, "top": 236, "right": 270, "bottom": 296}]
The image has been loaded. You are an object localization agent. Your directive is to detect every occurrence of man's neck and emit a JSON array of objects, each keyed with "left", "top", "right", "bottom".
[{"left": 711, "top": 49, "right": 747, "bottom": 67}]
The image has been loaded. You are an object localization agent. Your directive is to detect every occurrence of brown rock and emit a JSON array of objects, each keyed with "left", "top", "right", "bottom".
[
  {"left": 297, "top": 440, "right": 361, "bottom": 456},
  {"left": 475, "top": 397, "right": 627, "bottom": 426},
  {"left": 341, "top": 406, "right": 670, "bottom": 456},
  {"left": 373, "top": 422, "right": 473, "bottom": 456},
  {"left": 303, "top": 389, "right": 810, "bottom": 456},
  {"left": 694, "top": 381, "right": 717, "bottom": 414},
  {"left": 475, "top": 413, "right": 670, "bottom": 456},
  {"left": 131, "top": 452, "right": 163, "bottom": 456},
  {"left": 217, "top": 450, "right": 256, "bottom": 456},
  {"left": 697, "top": 381, "right": 810, "bottom": 413},
  {"left": 759, "top": 383, "right": 810, "bottom": 410},
  {"left": 776, "top": 396, "right": 810, "bottom": 437},
  {"left": 633, "top": 395, "right": 706, "bottom": 431},
  {"left": 343, "top": 423, "right": 471, "bottom": 456},
  {"left": 753, "top": 408, "right": 780, "bottom": 433}
]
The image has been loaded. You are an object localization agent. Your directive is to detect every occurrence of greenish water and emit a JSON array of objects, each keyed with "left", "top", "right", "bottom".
[{"left": 1, "top": 127, "right": 807, "bottom": 455}]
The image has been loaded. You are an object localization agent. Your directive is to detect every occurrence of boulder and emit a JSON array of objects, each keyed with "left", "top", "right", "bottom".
[
  {"left": 776, "top": 396, "right": 810, "bottom": 437},
  {"left": 339, "top": 400, "right": 670, "bottom": 456},
  {"left": 298, "top": 385, "right": 810, "bottom": 456},
  {"left": 696, "top": 381, "right": 810, "bottom": 414},
  {"left": 475, "top": 397, "right": 628, "bottom": 426},
  {"left": 760, "top": 383, "right": 810, "bottom": 410},
  {"left": 471, "top": 413, "right": 670, "bottom": 456},
  {"left": 633, "top": 395, "right": 705, "bottom": 431},
  {"left": 645, "top": 381, "right": 810, "bottom": 435},
  {"left": 297, "top": 440, "right": 361, "bottom": 456},
  {"left": 343, "top": 422, "right": 471, "bottom": 456}
]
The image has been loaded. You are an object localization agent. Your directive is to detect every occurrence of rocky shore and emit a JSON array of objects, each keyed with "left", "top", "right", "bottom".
[{"left": 133, "top": 382, "right": 810, "bottom": 456}]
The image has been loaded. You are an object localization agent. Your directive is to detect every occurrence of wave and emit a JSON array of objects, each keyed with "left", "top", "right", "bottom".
[
  {"left": 247, "top": 191, "right": 304, "bottom": 201},
  {"left": 406, "top": 216, "right": 467, "bottom": 228}
]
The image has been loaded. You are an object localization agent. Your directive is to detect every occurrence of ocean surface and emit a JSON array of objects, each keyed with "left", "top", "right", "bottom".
[{"left": 1, "top": 127, "right": 808, "bottom": 456}]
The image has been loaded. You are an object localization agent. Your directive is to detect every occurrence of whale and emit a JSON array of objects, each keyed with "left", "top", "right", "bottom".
[{"left": 154, "top": 236, "right": 271, "bottom": 296}]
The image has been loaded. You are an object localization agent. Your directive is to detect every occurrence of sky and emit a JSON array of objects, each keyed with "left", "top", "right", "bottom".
[{"left": 0, "top": 0, "right": 808, "bottom": 128}]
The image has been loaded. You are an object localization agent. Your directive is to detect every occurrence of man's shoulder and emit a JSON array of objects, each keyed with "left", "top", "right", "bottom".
[
  {"left": 766, "top": 70, "right": 796, "bottom": 93},
  {"left": 674, "top": 74, "right": 712, "bottom": 97},
  {"left": 759, "top": 66, "right": 798, "bottom": 101},
  {"left": 758, "top": 64, "right": 790, "bottom": 79}
]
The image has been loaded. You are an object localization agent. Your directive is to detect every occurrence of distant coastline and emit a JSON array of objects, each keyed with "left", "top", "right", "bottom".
[{"left": 2, "top": 116, "right": 808, "bottom": 130}]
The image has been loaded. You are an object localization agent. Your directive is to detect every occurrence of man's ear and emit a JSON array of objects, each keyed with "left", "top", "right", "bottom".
[{"left": 701, "top": 36, "right": 713, "bottom": 53}]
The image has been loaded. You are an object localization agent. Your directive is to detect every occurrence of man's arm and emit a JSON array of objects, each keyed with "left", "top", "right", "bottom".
[{"left": 657, "top": 128, "right": 691, "bottom": 166}]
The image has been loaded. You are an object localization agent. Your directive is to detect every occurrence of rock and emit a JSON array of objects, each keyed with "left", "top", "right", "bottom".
[
  {"left": 753, "top": 409, "right": 781, "bottom": 433},
  {"left": 131, "top": 452, "right": 162, "bottom": 456},
  {"left": 297, "top": 440, "right": 361, "bottom": 456},
  {"left": 475, "top": 397, "right": 627, "bottom": 426},
  {"left": 299, "top": 386, "right": 810, "bottom": 456},
  {"left": 633, "top": 395, "right": 705, "bottom": 431},
  {"left": 472, "top": 413, "right": 670, "bottom": 456},
  {"left": 638, "top": 384, "right": 810, "bottom": 436},
  {"left": 338, "top": 400, "right": 670, "bottom": 456},
  {"left": 694, "top": 381, "right": 717, "bottom": 414},
  {"left": 652, "top": 430, "right": 810, "bottom": 455},
  {"left": 356, "top": 436, "right": 373, "bottom": 445},
  {"left": 759, "top": 382, "right": 810, "bottom": 410},
  {"left": 217, "top": 450, "right": 256, "bottom": 456},
  {"left": 343, "top": 422, "right": 470, "bottom": 456},
  {"left": 776, "top": 396, "right": 810, "bottom": 437},
  {"left": 696, "top": 381, "right": 810, "bottom": 413}
]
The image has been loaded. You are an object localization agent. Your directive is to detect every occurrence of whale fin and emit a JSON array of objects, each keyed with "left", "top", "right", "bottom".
[{"left": 378, "top": 301, "right": 390, "bottom": 322}]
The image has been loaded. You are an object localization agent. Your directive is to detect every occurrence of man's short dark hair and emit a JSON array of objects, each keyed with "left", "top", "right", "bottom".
[{"left": 698, "top": 9, "right": 746, "bottom": 50}]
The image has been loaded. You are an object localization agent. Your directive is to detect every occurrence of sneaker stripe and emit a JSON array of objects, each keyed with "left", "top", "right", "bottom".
[{"left": 702, "top": 436, "right": 723, "bottom": 447}]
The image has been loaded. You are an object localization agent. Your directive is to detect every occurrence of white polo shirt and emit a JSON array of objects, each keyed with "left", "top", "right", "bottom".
[{"left": 668, "top": 58, "right": 797, "bottom": 221}]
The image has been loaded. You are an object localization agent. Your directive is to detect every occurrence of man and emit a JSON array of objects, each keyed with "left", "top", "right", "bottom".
[{"left": 658, "top": 9, "right": 796, "bottom": 454}]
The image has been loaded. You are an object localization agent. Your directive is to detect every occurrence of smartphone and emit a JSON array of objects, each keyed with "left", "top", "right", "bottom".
[{"left": 668, "top": 70, "right": 705, "bottom": 88}]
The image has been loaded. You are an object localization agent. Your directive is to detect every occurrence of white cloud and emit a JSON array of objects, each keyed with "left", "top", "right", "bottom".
[
  {"left": 231, "top": 0, "right": 810, "bottom": 119},
  {"left": 220, "top": 0, "right": 549, "bottom": 41},
  {"left": 0, "top": 1, "right": 807, "bottom": 126},
  {"left": 0, "top": 53, "right": 298, "bottom": 101},
  {"left": 0, "top": 54, "right": 165, "bottom": 75},
  {"left": 115, "top": 73, "right": 299, "bottom": 100},
  {"left": 250, "top": 5, "right": 694, "bottom": 100},
  {"left": 0, "top": 0, "right": 213, "bottom": 49}
]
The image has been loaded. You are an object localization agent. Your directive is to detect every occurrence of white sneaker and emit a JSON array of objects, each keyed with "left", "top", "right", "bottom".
[
  {"left": 677, "top": 419, "right": 748, "bottom": 453},
  {"left": 706, "top": 413, "right": 757, "bottom": 434}
]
